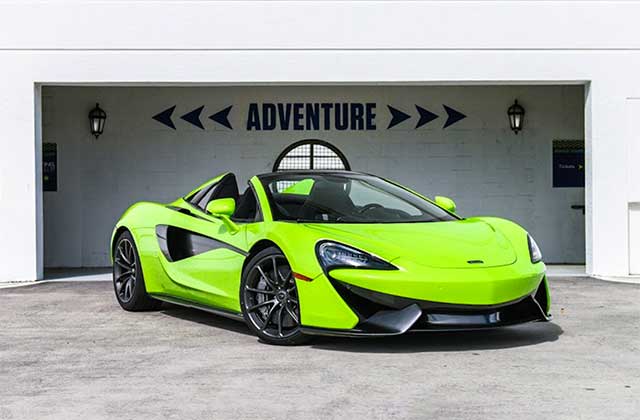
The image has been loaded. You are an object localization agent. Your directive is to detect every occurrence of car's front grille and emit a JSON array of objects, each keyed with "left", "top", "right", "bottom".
[{"left": 330, "top": 277, "right": 550, "bottom": 329}]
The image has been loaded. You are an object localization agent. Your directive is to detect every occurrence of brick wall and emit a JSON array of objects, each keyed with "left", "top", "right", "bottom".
[{"left": 42, "top": 85, "right": 584, "bottom": 266}]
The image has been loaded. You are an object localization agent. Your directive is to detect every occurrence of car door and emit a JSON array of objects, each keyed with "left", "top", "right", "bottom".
[{"left": 156, "top": 173, "right": 249, "bottom": 312}]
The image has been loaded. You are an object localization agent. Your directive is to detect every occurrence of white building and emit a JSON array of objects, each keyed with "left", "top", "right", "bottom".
[{"left": 1, "top": 0, "right": 639, "bottom": 282}]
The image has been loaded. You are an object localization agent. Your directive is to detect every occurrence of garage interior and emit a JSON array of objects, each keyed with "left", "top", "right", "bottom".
[{"left": 41, "top": 85, "right": 586, "bottom": 270}]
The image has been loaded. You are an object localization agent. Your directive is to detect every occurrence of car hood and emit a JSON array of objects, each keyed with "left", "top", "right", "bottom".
[{"left": 302, "top": 218, "right": 517, "bottom": 269}]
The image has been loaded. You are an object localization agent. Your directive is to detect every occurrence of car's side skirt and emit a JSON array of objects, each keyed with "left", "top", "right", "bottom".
[{"left": 150, "top": 293, "right": 245, "bottom": 322}]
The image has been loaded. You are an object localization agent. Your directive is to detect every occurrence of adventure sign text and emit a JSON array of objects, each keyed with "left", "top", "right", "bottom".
[{"left": 152, "top": 102, "right": 466, "bottom": 131}]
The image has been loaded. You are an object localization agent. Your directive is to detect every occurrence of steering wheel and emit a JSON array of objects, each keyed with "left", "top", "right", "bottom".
[{"left": 358, "top": 203, "right": 384, "bottom": 214}]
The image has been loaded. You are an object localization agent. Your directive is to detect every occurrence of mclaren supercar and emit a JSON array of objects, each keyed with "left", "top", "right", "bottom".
[{"left": 111, "top": 171, "right": 550, "bottom": 345}]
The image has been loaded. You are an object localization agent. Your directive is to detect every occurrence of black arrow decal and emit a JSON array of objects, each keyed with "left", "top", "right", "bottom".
[
  {"left": 443, "top": 105, "right": 466, "bottom": 129},
  {"left": 415, "top": 105, "right": 439, "bottom": 129},
  {"left": 387, "top": 105, "right": 411, "bottom": 129},
  {"left": 180, "top": 106, "right": 205, "bottom": 130},
  {"left": 152, "top": 106, "right": 176, "bottom": 130},
  {"left": 209, "top": 105, "right": 233, "bottom": 129}
]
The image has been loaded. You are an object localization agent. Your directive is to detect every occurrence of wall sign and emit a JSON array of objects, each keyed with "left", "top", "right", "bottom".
[
  {"left": 43, "top": 142, "right": 57, "bottom": 192},
  {"left": 553, "top": 140, "right": 584, "bottom": 188},
  {"left": 247, "top": 103, "right": 376, "bottom": 131},
  {"left": 151, "top": 103, "right": 467, "bottom": 132}
]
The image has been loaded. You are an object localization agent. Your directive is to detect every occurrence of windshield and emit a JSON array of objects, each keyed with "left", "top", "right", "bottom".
[{"left": 259, "top": 172, "right": 458, "bottom": 223}]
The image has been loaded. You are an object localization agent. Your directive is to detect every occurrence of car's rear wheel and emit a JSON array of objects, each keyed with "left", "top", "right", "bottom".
[
  {"left": 113, "top": 231, "right": 160, "bottom": 311},
  {"left": 240, "top": 247, "right": 309, "bottom": 345}
]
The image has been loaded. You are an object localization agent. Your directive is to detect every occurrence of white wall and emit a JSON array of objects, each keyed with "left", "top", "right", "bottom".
[
  {"left": 42, "top": 85, "right": 585, "bottom": 267},
  {"left": 3, "top": 1, "right": 640, "bottom": 50},
  {"left": 630, "top": 203, "right": 640, "bottom": 275},
  {"left": 1, "top": 1, "right": 640, "bottom": 280}
]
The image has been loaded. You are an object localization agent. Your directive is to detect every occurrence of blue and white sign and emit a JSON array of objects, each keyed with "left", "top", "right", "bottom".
[{"left": 553, "top": 140, "right": 585, "bottom": 188}]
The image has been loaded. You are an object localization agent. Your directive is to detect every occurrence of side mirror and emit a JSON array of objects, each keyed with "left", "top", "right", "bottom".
[
  {"left": 205, "top": 198, "right": 239, "bottom": 234},
  {"left": 434, "top": 196, "right": 456, "bottom": 213},
  {"left": 206, "top": 198, "right": 235, "bottom": 217}
]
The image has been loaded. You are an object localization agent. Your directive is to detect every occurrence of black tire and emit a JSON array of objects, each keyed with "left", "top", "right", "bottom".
[
  {"left": 112, "top": 230, "right": 161, "bottom": 311},
  {"left": 240, "top": 246, "right": 309, "bottom": 345}
]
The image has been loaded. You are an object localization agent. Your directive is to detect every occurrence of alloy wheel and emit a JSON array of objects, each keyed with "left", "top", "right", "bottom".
[
  {"left": 243, "top": 255, "right": 300, "bottom": 339},
  {"left": 114, "top": 238, "right": 137, "bottom": 303}
]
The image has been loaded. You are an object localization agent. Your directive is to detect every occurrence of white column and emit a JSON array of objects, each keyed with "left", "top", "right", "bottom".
[
  {"left": 588, "top": 78, "right": 636, "bottom": 276},
  {"left": 0, "top": 73, "right": 42, "bottom": 281}
]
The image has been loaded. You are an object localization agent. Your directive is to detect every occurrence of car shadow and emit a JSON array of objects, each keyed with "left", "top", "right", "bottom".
[
  {"left": 159, "top": 303, "right": 254, "bottom": 336},
  {"left": 309, "top": 322, "right": 564, "bottom": 353},
  {"left": 157, "top": 304, "right": 563, "bottom": 352}
]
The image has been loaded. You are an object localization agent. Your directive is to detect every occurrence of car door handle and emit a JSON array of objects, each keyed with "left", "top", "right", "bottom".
[{"left": 571, "top": 205, "right": 585, "bottom": 215}]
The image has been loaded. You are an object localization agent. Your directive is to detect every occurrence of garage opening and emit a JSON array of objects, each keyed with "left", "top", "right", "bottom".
[{"left": 40, "top": 84, "right": 586, "bottom": 273}]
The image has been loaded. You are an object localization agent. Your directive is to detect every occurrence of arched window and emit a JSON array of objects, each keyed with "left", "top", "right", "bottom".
[{"left": 273, "top": 140, "right": 350, "bottom": 172}]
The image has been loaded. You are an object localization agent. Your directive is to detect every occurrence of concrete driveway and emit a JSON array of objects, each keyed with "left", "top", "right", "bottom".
[{"left": 0, "top": 277, "right": 638, "bottom": 420}]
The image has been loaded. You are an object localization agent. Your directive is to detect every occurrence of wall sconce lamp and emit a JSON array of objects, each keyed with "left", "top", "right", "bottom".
[
  {"left": 507, "top": 99, "right": 525, "bottom": 134},
  {"left": 88, "top": 103, "right": 107, "bottom": 139}
]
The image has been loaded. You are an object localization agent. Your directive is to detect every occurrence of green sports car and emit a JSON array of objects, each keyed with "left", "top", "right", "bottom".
[{"left": 111, "top": 171, "right": 550, "bottom": 345}]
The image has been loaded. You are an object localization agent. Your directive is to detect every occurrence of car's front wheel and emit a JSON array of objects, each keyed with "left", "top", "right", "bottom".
[
  {"left": 240, "top": 247, "right": 309, "bottom": 345},
  {"left": 113, "top": 231, "right": 160, "bottom": 311}
]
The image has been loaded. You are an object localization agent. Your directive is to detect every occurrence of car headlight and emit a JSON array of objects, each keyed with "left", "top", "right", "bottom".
[
  {"left": 528, "top": 234, "right": 542, "bottom": 264},
  {"left": 316, "top": 241, "right": 396, "bottom": 271}
]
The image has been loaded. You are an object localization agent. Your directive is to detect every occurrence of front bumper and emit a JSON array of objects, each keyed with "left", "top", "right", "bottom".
[{"left": 300, "top": 276, "right": 551, "bottom": 337}]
